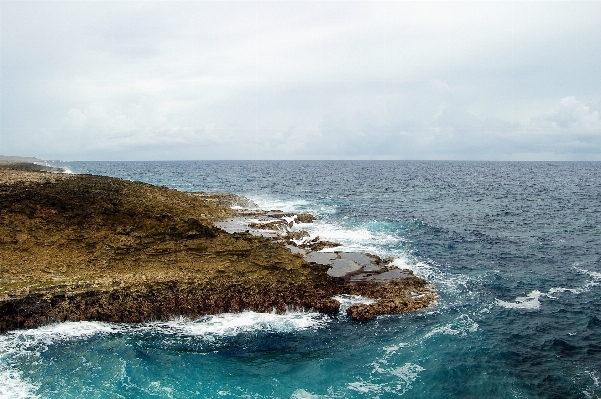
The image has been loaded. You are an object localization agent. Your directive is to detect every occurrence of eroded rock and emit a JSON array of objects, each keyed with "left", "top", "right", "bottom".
[{"left": 0, "top": 163, "right": 437, "bottom": 332}]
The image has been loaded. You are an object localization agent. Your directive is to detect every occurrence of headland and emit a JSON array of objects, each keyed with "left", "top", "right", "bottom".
[{"left": 0, "top": 161, "right": 437, "bottom": 333}]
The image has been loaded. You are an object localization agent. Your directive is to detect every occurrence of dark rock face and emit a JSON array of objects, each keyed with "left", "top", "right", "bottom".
[
  {"left": 0, "top": 165, "right": 437, "bottom": 333},
  {"left": 0, "top": 280, "right": 345, "bottom": 332}
]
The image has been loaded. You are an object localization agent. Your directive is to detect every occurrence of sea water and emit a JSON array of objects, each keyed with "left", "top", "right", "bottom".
[{"left": 2, "top": 161, "right": 600, "bottom": 398}]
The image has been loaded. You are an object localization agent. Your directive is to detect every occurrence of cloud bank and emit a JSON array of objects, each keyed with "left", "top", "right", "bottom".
[{"left": 1, "top": 1, "right": 600, "bottom": 160}]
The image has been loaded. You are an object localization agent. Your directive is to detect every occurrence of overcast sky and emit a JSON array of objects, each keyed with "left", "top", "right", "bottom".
[{"left": 2, "top": 1, "right": 601, "bottom": 161}]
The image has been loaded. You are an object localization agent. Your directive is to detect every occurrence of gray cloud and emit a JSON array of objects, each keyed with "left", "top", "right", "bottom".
[{"left": 1, "top": 1, "right": 601, "bottom": 160}]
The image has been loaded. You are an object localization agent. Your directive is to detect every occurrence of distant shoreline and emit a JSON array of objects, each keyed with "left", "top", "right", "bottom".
[
  {"left": 0, "top": 155, "right": 42, "bottom": 163},
  {"left": 0, "top": 159, "right": 65, "bottom": 174}
]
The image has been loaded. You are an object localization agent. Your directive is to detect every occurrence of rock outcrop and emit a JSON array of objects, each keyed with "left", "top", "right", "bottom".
[{"left": 0, "top": 162, "right": 437, "bottom": 333}]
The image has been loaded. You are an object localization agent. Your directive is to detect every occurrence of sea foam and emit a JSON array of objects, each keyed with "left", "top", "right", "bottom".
[
  {"left": 0, "top": 322, "right": 120, "bottom": 399},
  {"left": 423, "top": 314, "right": 479, "bottom": 339},
  {"left": 0, "top": 370, "right": 40, "bottom": 399},
  {"left": 333, "top": 294, "right": 376, "bottom": 314},
  {"left": 496, "top": 290, "right": 545, "bottom": 310},
  {"left": 246, "top": 196, "right": 313, "bottom": 213},
  {"left": 496, "top": 266, "right": 601, "bottom": 310},
  {"left": 148, "top": 311, "right": 329, "bottom": 338}
]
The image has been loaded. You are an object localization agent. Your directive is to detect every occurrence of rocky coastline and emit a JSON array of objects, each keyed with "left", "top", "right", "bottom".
[{"left": 0, "top": 161, "right": 437, "bottom": 333}]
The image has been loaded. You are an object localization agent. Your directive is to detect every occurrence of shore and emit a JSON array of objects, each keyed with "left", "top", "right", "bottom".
[{"left": 0, "top": 161, "right": 436, "bottom": 333}]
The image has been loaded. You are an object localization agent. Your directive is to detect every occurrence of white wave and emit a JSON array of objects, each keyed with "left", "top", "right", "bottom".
[
  {"left": 390, "top": 363, "right": 425, "bottom": 379},
  {"left": 0, "top": 314, "right": 328, "bottom": 399},
  {"left": 247, "top": 194, "right": 403, "bottom": 255},
  {"left": 147, "top": 381, "right": 174, "bottom": 399},
  {"left": 290, "top": 389, "right": 322, "bottom": 399},
  {"left": 389, "top": 363, "right": 426, "bottom": 394},
  {"left": 0, "top": 321, "right": 122, "bottom": 360},
  {"left": 246, "top": 196, "right": 312, "bottom": 213},
  {"left": 246, "top": 194, "right": 457, "bottom": 315},
  {"left": 299, "top": 221, "right": 398, "bottom": 254},
  {"left": 497, "top": 267, "right": 601, "bottom": 310},
  {"left": 347, "top": 381, "right": 382, "bottom": 393},
  {"left": 0, "top": 320, "right": 123, "bottom": 399},
  {"left": 548, "top": 267, "right": 601, "bottom": 297},
  {"left": 586, "top": 369, "right": 601, "bottom": 387},
  {"left": 496, "top": 290, "right": 544, "bottom": 310},
  {"left": 150, "top": 311, "right": 329, "bottom": 338},
  {"left": 0, "top": 312, "right": 326, "bottom": 349},
  {"left": 578, "top": 267, "right": 601, "bottom": 280},
  {"left": 34, "top": 161, "right": 73, "bottom": 174},
  {"left": 391, "top": 257, "right": 435, "bottom": 280},
  {"left": 382, "top": 343, "right": 409, "bottom": 354},
  {"left": 364, "top": 339, "right": 426, "bottom": 396},
  {"left": 0, "top": 370, "right": 40, "bottom": 399},
  {"left": 17, "top": 320, "right": 119, "bottom": 339},
  {"left": 582, "top": 369, "right": 601, "bottom": 399},
  {"left": 392, "top": 256, "right": 472, "bottom": 294},
  {"left": 392, "top": 256, "right": 491, "bottom": 316},
  {"left": 423, "top": 314, "right": 479, "bottom": 339},
  {"left": 283, "top": 215, "right": 297, "bottom": 224},
  {"left": 547, "top": 286, "right": 585, "bottom": 296},
  {"left": 333, "top": 295, "right": 376, "bottom": 314}
]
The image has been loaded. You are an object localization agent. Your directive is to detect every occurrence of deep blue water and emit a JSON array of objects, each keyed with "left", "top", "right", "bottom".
[{"left": 2, "top": 161, "right": 600, "bottom": 398}]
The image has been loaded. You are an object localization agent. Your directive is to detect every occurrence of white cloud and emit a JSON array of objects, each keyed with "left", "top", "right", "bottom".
[
  {"left": 1, "top": 1, "right": 601, "bottom": 160},
  {"left": 62, "top": 108, "right": 87, "bottom": 130},
  {"left": 535, "top": 96, "right": 601, "bottom": 132}
]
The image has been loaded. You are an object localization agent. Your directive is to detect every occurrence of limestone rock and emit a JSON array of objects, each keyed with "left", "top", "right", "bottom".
[{"left": 0, "top": 162, "right": 437, "bottom": 332}]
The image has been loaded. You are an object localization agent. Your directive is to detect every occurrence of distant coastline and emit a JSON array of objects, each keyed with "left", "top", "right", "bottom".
[
  {"left": 0, "top": 160, "right": 436, "bottom": 333},
  {"left": 0, "top": 155, "right": 42, "bottom": 163}
]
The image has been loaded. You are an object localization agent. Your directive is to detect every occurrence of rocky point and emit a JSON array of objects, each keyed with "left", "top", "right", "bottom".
[{"left": 0, "top": 162, "right": 437, "bottom": 332}]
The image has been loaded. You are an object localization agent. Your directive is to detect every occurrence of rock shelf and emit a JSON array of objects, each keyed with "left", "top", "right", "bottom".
[
  {"left": 214, "top": 208, "right": 417, "bottom": 282},
  {"left": 0, "top": 162, "right": 437, "bottom": 332}
]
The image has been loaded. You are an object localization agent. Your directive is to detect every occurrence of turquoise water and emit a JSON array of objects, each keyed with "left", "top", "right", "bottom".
[{"left": 2, "top": 161, "right": 600, "bottom": 398}]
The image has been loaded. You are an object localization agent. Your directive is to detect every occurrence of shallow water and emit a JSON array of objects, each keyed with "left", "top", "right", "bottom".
[{"left": 4, "top": 161, "right": 601, "bottom": 398}]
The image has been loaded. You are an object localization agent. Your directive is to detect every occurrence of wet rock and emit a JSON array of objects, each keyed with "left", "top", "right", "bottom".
[
  {"left": 266, "top": 211, "right": 294, "bottom": 218},
  {"left": 339, "top": 252, "right": 377, "bottom": 267},
  {"left": 248, "top": 220, "right": 287, "bottom": 231},
  {"left": 304, "top": 252, "right": 337, "bottom": 265},
  {"left": 286, "top": 230, "right": 310, "bottom": 240},
  {"left": 300, "top": 237, "right": 342, "bottom": 251},
  {"left": 214, "top": 217, "right": 250, "bottom": 234},
  {"left": 327, "top": 259, "right": 362, "bottom": 279},
  {"left": 295, "top": 213, "right": 316, "bottom": 223},
  {"left": 362, "top": 264, "right": 383, "bottom": 272},
  {"left": 346, "top": 303, "right": 377, "bottom": 321},
  {"left": 350, "top": 269, "right": 413, "bottom": 282}
]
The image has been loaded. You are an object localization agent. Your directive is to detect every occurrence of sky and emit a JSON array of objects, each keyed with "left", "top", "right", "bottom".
[{"left": 1, "top": 1, "right": 601, "bottom": 161}]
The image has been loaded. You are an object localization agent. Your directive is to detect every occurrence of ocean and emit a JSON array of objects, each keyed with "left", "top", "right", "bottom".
[{"left": 2, "top": 161, "right": 600, "bottom": 398}]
